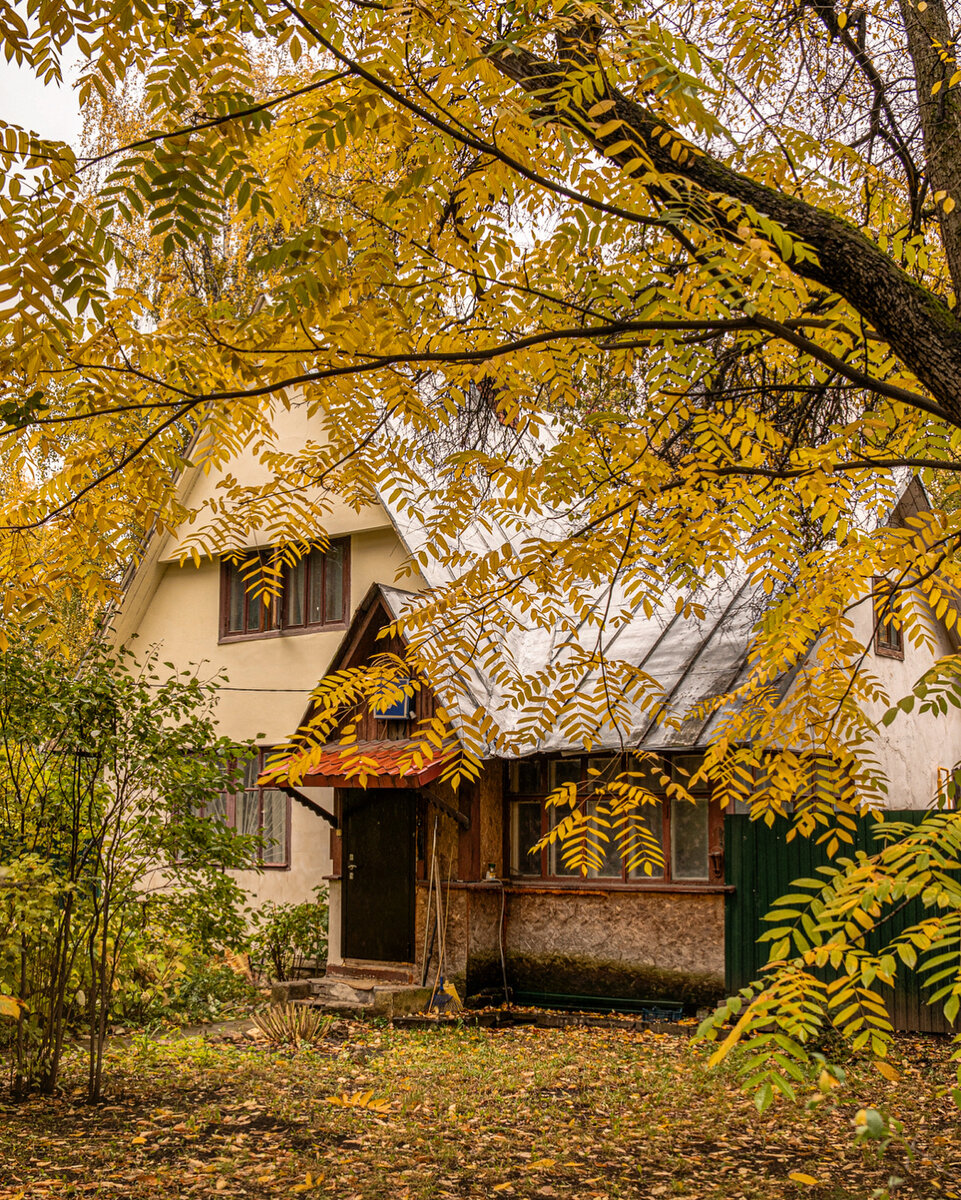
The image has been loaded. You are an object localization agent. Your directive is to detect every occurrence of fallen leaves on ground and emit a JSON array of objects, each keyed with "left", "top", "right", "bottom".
[{"left": 0, "top": 1022, "right": 958, "bottom": 1198}]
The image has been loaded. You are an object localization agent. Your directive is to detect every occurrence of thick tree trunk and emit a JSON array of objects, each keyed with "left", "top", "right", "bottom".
[
  {"left": 900, "top": 0, "right": 961, "bottom": 295},
  {"left": 489, "top": 44, "right": 961, "bottom": 425}
]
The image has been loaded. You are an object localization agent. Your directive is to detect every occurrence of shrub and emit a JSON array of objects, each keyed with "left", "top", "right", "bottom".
[
  {"left": 0, "top": 642, "right": 257, "bottom": 1099},
  {"left": 248, "top": 889, "right": 328, "bottom": 982},
  {"left": 110, "top": 937, "right": 261, "bottom": 1029}
]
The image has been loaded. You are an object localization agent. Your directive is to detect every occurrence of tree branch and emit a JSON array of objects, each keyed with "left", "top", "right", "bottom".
[{"left": 488, "top": 43, "right": 961, "bottom": 423}]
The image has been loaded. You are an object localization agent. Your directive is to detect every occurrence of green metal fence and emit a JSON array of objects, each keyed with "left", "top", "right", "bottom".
[{"left": 724, "top": 811, "right": 955, "bottom": 1034}]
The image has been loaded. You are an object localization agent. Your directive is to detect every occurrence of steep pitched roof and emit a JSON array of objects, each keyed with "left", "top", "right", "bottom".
[{"left": 112, "top": 399, "right": 947, "bottom": 760}]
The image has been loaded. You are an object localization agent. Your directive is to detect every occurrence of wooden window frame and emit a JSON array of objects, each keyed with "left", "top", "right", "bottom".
[
  {"left": 936, "top": 766, "right": 959, "bottom": 812},
  {"left": 219, "top": 539, "right": 350, "bottom": 643},
  {"left": 873, "top": 576, "right": 904, "bottom": 660},
  {"left": 214, "top": 749, "right": 292, "bottom": 869},
  {"left": 505, "top": 754, "right": 724, "bottom": 887}
]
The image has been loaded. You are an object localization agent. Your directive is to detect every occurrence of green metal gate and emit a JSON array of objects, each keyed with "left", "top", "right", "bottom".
[{"left": 724, "top": 811, "right": 955, "bottom": 1034}]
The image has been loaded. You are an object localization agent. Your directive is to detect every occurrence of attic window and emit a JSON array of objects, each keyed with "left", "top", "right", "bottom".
[
  {"left": 221, "top": 540, "right": 349, "bottom": 641},
  {"left": 873, "top": 577, "right": 903, "bottom": 659}
]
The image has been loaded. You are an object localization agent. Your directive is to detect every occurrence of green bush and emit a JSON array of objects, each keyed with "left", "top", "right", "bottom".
[
  {"left": 248, "top": 888, "right": 328, "bottom": 981},
  {"left": 0, "top": 642, "right": 257, "bottom": 1099},
  {"left": 110, "top": 935, "right": 261, "bottom": 1029},
  {"left": 166, "top": 961, "right": 260, "bottom": 1024}
]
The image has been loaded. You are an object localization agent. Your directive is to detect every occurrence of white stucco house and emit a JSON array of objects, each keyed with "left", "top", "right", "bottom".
[{"left": 109, "top": 401, "right": 961, "bottom": 1013}]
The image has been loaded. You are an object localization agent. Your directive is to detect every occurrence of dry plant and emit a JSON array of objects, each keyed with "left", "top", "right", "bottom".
[{"left": 251, "top": 1002, "right": 333, "bottom": 1047}]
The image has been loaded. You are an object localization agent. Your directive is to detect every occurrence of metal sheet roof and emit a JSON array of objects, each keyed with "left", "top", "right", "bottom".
[
  {"left": 309, "top": 424, "right": 930, "bottom": 761},
  {"left": 368, "top": 422, "right": 763, "bottom": 757},
  {"left": 374, "top": 575, "right": 758, "bottom": 757}
]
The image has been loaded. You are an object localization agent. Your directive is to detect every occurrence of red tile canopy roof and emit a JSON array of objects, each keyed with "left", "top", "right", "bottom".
[{"left": 258, "top": 738, "right": 459, "bottom": 789}]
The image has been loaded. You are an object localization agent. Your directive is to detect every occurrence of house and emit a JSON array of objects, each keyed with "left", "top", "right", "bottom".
[{"left": 111, "top": 402, "right": 961, "bottom": 1013}]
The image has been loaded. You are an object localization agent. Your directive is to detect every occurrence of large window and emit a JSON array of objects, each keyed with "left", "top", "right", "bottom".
[
  {"left": 204, "top": 750, "right": 290, "bottom": 867},
  {"left": 220, "top": 540, "right": 349, "bottom": 640},
  {"left": 508, "top": 754, "right": 719, "bottom": 884}
]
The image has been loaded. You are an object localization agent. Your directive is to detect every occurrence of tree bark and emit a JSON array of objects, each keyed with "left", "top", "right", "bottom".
[{"left": 899, "top": 0, "right": 961, "bottom": 294}]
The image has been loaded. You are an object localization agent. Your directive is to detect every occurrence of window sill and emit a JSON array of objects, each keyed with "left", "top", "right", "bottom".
[
  {"left": 219, "top": 623, "right": 348, "bottom": 645},
  {"left": 874, "top": 645, "right": 904, "bottom": 660},
  {"left": 504, "top": 879, "right": 733, "bottom": 895}
]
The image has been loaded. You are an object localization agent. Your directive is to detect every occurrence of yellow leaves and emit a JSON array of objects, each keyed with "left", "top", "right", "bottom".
[
  {"left": 291, "top": 1172, "right": 318, "bottom": 1192},
  {"left": 0, "top": 994, "right": 21, "bottom": 1018},
  {"left": 788, "top": 1172, "right": 822, "bottom": 1186},
  {"left": 874, "top": 1059, "right": 900, "bottom": 1082},
  {"left": 326, "top": 1090, "right": 392, "bottom": 1113}
]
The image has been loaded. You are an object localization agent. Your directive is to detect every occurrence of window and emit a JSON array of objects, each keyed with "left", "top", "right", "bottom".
[
  {"left": 206, "top": 750, "right": 290, "bottom": 867},
  {"left": 873, "top": 577, "right": 903, "bottom": 658},
  {"left": 507, "top": 754, "right": 719, "bottom": 884},
  {"left": 221, "top": 540, "right": 349, "bottom": 640},
  {"left": 936, "top": 766, "right": 959, "bottom": 811}
]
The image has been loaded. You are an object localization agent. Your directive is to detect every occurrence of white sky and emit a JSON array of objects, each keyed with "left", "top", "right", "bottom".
[{"left": 0, "top": 55, "right": 83, "bottom": 145}]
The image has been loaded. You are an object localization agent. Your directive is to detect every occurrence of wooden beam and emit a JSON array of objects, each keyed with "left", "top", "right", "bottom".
[{"left": 279, "top": 785, "right": 339, "bottom": 828}]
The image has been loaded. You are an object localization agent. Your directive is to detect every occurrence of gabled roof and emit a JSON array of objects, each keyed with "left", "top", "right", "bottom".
[
  {"left": 361, "top": 467, "right": 951, "bottom": 759},
  {"left": 112, "top": 398, "right": 948, "bottom": 761}
]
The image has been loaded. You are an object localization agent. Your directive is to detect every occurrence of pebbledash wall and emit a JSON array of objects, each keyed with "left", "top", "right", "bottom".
[
  {"left": 397, "top": 771, "right": 728, "bottom": 1009},
  {"left": 412, "top": 883, "right": 726, "bottom": 1007}
]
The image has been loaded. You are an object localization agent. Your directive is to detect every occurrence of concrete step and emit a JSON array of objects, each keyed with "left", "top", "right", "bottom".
[
  {"left": 270, "top": 975, "right": 433, "bottom": 1018},
  {"left": 310, "top": 977, "right": 380, "bottom": 1006}
]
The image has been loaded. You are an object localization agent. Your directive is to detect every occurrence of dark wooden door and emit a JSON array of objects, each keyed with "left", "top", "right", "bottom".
[{"left": 342, "top": 789, "right": 415, "bottom": 963}]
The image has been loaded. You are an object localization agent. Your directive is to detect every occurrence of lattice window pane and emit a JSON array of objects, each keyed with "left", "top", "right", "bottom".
[
  {"left": 511, "top": 801, "right": 542, "bottom": 875},
  {"left": 261, "top": 790, "right": 287, "bottom": 864},
  {"left": 671, "top": 798, "right": 709, "bottom": 880},
  {"left": 325, "top": 540, "right": 345, "bottom": 623},
  {"left": 286, "top": 556, "right": 306, "bottom": 626}
]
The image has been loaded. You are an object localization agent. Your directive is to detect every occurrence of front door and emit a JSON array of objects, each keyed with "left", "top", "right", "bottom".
[{"left": 342, "top": 789, "right": 415, "bottom": 963}]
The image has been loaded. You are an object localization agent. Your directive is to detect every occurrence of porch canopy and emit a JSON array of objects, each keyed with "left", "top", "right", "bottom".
[{"left": 257, "top": 737, "right": 459, "bottom": 790}]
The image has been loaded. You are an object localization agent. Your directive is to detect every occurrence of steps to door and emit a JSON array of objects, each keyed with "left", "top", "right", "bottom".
[{"left": 270, "top": 975, "right": 433, "bottom": 1018}]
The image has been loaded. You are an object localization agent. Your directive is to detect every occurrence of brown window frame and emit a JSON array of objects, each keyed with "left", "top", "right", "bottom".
[
  {"left": 208, "top": 749, "right": 292, "bottom": 869},
  {"left": 873, "top": 576, "right": 904, "bottom": 659},
  {"left": 506, "top": 754, "right": 724, "bottom": 886},
  {"left": 220, "top": 539, "right": 350, "bottom": 642}
]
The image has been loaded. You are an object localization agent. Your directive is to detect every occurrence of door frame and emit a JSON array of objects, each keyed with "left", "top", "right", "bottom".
[{"left": 340, "top": 788, "right": 416, "bottom": 964}]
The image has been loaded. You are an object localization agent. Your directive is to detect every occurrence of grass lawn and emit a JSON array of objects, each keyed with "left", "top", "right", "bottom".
[{"left": 0, "top": 1021, "right": 958, "bottom": 1199}]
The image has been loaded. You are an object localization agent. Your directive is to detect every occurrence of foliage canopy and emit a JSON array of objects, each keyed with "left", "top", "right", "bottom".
[{"left": 4, "top": 0, "right": 961, "bottom": 1091}]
